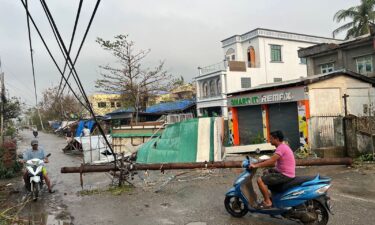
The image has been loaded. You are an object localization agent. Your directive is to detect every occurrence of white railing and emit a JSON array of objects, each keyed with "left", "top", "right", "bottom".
[
  {"left": 198, "top": 61, "right": 227, "bottom": 76},
  {"left": 166, "top": 113, "right": 194, "bottom": 124}
]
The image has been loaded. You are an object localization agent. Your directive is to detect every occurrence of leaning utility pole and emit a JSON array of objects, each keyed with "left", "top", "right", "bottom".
[{"left": 0, "top": 71, "right": 5, "bottom": 143}]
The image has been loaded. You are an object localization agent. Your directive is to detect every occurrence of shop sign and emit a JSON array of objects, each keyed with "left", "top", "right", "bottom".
[{"left": 229, "top": 87, "right": 306, "bottom": 107}]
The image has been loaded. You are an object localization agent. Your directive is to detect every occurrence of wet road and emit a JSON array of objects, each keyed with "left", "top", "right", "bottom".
[{"left": 10, "top": 130, "right": 375, "bottom": 225}]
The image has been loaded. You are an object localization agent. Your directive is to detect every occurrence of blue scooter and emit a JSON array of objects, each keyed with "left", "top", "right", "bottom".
[{"left": 224, "top": 156, "right": 333, "bottom": 225}]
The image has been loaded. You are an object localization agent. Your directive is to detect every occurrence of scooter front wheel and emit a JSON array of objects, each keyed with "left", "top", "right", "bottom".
[
  {"left": 224, "top": 196, "right": 248, "bottom": 218},
  {"left": 32, "top": 182, "right": 39, "bottom": 201}
]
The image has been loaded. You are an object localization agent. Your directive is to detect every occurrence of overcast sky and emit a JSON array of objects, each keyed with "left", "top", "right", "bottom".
[{"left": 0, "top": 0, "right": 359, "bottom": 106}]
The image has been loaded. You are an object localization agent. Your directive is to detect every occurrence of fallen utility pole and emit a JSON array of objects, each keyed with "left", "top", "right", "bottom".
[{"left": 61, "top": 158, "right": 353, "bottom": 174}]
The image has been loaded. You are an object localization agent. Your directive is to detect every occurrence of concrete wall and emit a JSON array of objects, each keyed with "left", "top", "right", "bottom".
[
  {"left": 308, "top": 75, "right": 375, "bottom": 116},
  {"left": 308, "top": 42, "right": 375, "bottom": 77},
  {"left": 89, "top": 93, "right": 122, "bottom": 116},
  {"left": 222, "top": 36, "right": 313, "bottom": 87},
  {"left": 312, "top": 53, "right": 338, "bottom": 75}
]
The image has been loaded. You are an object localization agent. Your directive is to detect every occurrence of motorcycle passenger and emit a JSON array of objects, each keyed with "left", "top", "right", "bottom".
[
  {"left": 249, "top": 130, "right": 296, "bottom": 209},
  {"left": 22, "top": 140, "right": 55, "bottom": 193}
]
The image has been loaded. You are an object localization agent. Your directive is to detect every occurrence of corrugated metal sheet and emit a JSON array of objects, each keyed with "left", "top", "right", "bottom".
[{"left": 145, "top": 99, "right": 195, "bottom": 113}]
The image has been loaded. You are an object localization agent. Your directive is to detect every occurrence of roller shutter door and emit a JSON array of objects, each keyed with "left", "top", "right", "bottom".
[
  {"left": 268, "top": 102, "right": 300, "bottom": 151},
  {"left": 237, "top": 105, "right": 263, "bottom": 145}
]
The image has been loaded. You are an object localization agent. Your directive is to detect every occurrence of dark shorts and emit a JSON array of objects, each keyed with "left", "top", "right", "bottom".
[{"left": 261, "top": 168, "right": 293, "bottom": 187}]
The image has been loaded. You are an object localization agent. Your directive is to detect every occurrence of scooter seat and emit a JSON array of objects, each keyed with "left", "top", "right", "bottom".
[{"left": 270, "top": 176, "right": 316, "bottom": 193}]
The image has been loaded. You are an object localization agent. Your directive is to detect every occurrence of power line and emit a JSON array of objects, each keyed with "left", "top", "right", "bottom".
[
  {"left": 25, "top": 0, "right": 44, "bottom": 130},
  {"left": 38, "top": 0, "right": 115, "bottom": 161},
  {"left": 20, "top": 0, "right": 90, "bottom": 111},
  {"left": 38, "top": 0, "right": 85, "bottom": 100},
  {"left": 25, "top": 0, "right": 38, "bottom": 106},
  {"left": 56, "top": 0, "right": 83, "bottom": 97},
  {"left": 57, "top": 0, "right": 103, "bottom": 98}
]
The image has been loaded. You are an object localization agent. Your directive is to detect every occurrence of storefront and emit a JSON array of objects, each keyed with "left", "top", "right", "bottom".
[{"left": 228, "top": 86, "right": 309, "bottom": 151}]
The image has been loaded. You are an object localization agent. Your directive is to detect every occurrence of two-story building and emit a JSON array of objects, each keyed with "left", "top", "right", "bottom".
[
  {"left": 298, "top": 27, "right": 375, "bottom": 78},
  {"left": 196, "top": 28, "right": 341, "bottom": 118},
  {"left": 89, "top": 93, "right": 123, "bottom": 116}
]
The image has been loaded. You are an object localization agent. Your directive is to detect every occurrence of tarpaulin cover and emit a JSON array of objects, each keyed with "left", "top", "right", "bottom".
[
  {"left": 75, "top": 120, "right": 96, "bottom": 137},
  {"left": 145, "top": 99, "right": 195, "bottom": 113},
  {"left": 136, "top": 118, "right": 217, "bottom": 164}
]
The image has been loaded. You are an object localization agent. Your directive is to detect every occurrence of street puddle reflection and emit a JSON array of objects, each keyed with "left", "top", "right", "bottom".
[{"left": 24, "top": 213, "right": 71, "bottom": 225}]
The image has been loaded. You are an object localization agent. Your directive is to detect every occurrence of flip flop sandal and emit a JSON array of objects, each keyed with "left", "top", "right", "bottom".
[{"left": 256, "top": 202, "right": 272, "bottom": 209}]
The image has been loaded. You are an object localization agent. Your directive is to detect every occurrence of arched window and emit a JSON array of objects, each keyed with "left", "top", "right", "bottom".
[
  {"left": 210, "top": 80, "right": 216, "bottom": 96},
  {"left": 203, "top": 82, "right": 209, "bottom": 97},
  {"left": 217, "top": 78, "right": 222, "bottom": 94},
  {"left": 226, "top": 48, "right": 235, "bottom": 61},
  {"left": 247, "top": 46, "right": 256, "bottom": 67}
]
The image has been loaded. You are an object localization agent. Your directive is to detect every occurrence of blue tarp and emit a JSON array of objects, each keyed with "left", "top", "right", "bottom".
[
  {"left": 145, "top": 99, "right": 195, "bottom": 113},
  {"left": 75, "top": 120, "right": 95, "bottom": 137},
  {"left": 50, "top": 121, "right": 61, "bottom": 130}
]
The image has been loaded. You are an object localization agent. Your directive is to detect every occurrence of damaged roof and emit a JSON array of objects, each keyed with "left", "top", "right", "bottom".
[
  {"left": 146, "top": 99, "right": 195, "bottom": 113},
  {"left": 228, "top": 70, "right": 375, "bottom": 96}
]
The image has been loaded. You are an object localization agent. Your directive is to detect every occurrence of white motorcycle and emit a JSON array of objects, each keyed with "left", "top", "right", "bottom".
[{"left": 25, "top": 153, "right": 51, "bottom": 201}]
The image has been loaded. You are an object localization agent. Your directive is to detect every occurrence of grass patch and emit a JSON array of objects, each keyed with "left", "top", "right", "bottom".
[{"left": 79, "top": 185, "right": 133, "bottom": 196}]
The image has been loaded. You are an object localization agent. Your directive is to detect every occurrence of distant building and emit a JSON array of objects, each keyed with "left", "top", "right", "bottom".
[
  {"left": 88, "top": 93, "right": 122, "bottom": 116},
  {"left": 151, "top": 83, "right": 196, "bottom": 104},
  {"left": 299, "top": 27, "right": 375, "bottom": 78},
  {"left": 196, "top": 28, "right": 341, "bottom": 117}
]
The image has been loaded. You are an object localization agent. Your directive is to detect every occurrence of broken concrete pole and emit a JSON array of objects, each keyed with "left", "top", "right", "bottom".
[{"left": 61, "top": 157, "right": 353, "bottom": 174}]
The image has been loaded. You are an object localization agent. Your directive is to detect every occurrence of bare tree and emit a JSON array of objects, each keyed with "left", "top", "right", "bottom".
[
  {"left": 38, "top": 86, "right": 84, "bottom": 121},
  {"left": 95, "top": 35, "right": 172, "bottom": 111}
]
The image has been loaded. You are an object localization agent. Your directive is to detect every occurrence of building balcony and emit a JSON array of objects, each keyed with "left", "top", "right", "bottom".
[
  {"left": 197, "top": 94, "right": 225, "bottom": 102},
  {"left": 198, "top": 60, "right": 260, "bottom": 77}
]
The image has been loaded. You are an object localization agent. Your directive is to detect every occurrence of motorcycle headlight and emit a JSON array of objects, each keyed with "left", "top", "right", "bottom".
[{"left": 316, "top": 184, "right": 331, "bottom": 194}]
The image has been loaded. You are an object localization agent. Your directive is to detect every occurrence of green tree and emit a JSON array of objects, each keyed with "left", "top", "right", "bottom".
[
  {"left": 95, "top": 35, "right": 172, "bottom": 111},
  {"left": 333, "top": 0, "right": 375, "bottom": 39}
]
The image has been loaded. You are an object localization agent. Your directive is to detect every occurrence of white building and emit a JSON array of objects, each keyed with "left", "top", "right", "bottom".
[{"left": 196, "top": 28, "right": 341, "bottom": 118}]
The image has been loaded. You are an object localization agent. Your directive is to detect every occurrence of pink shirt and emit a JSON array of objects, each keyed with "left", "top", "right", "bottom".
[{"left": 275, "top": 143, "right": 296, "bottom": 178}]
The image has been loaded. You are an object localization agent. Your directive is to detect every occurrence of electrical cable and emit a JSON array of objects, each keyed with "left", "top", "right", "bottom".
[
  {"left": 25, "top": 0, "right": 38, "bottom": 106},
  {"left": 38, "top": 0, "right": 85, "bottom": 98},
  {"left": 39, "top": 0, "right": 116, "bottom": 161},
  {"left": 20, "top": 0, "right": 90, "bottom": 111},
  {"left": 56, "top": 0, "right": 83, "bottom": 97},
  {"left": 57, "top": 0, "right": 103, "bottom": 98}
]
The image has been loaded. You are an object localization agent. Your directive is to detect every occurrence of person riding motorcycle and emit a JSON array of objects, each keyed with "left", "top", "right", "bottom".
[
  {"left": 21, "top": 140, "right": 55, "bottom": 193},
  {"left": 32, "top": 128, "right": 38, "bottom": 138},
  {"left": 249, "top": 130, "right": 296, "bottom": 209}
]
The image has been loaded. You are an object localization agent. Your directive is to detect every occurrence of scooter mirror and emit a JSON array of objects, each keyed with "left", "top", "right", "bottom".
[{"left": 46, "top": 153, "right": 51, "bottom": 157}]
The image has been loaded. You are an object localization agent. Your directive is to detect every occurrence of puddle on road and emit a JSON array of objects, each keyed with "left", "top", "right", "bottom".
[{"left": 23, "top": 213, "right": 72, "bottom": 225}]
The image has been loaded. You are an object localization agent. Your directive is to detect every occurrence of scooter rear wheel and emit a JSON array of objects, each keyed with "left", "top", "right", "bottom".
[
  {"left": 224, "top": 196, "right": 248, "bottom": 218},
  {"left": 304, "top": 200, "right": 329, "bottom": 225}
]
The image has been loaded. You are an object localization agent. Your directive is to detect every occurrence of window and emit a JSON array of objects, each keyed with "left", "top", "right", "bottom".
[
  {"left": 110, "top": 102, "right": 115, "bottom": 108},
  {"left": 210, "top": 80, "right": 216, "bottom": 96},
  {"left": 116, "top": 102, "right": 121, "bottom": 107},
  {"left": 241, "top": 77, "right": 251, "bottom": 89},
  {"left": 247, "top": 46, "right": 256, "bottom": 67},
  {"left": 217, "top": 78, "right": 222, "bottom": 94},
  {"left": 226, "top": 48, "right": 235, "bottom": 61},
  {"left": 270, "top": 45, "right": 282, "bottom": 62},
  {"left": 273, "top": 77, "right": 282, "bottom": 82},
  {"left": 321, "top": 63, "right": 334, "bottom": 74},
  {"left": 300, "top": 57, "right": 307, "bottom": 64},
  {"left": 203, "top": 82, "right": 209, "bottom": 97},
  {"left": 97, "top": 102, "right": 107, "bottom": 108},
  {"left": 356, "top": 55, "right": 373, "bottom": 75}
]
